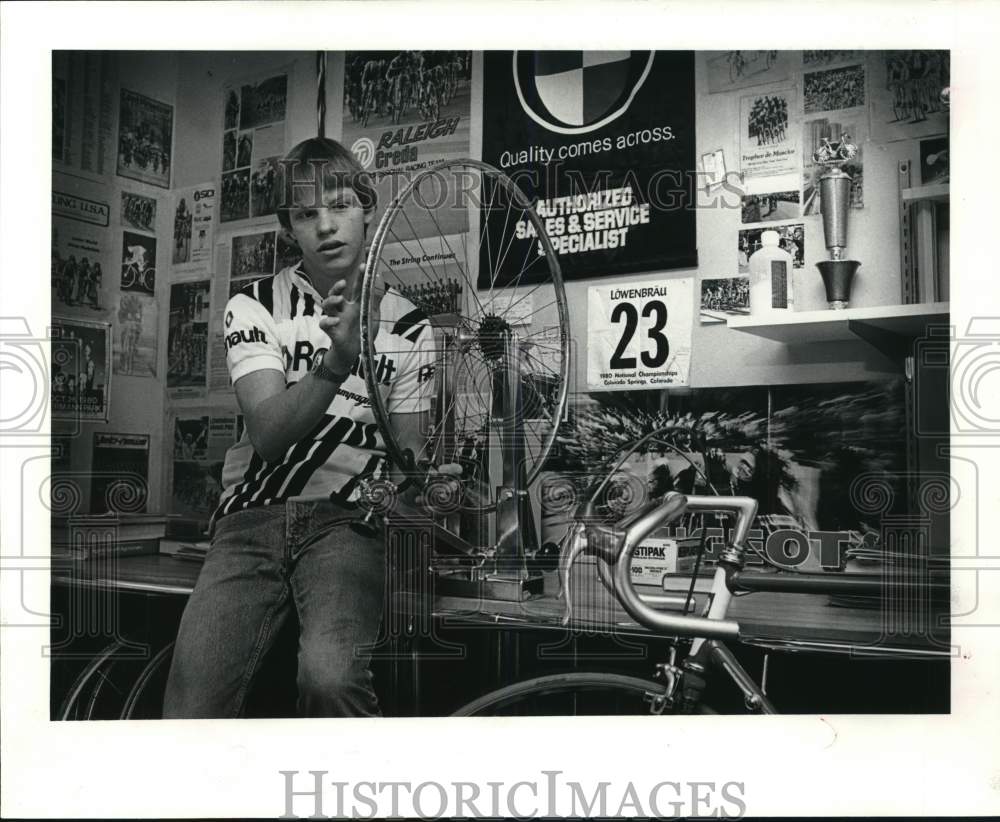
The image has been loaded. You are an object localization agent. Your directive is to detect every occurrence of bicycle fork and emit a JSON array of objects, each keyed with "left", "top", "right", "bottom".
[{"left": 683, "top": 639, "right": 777, "bottom": 715}]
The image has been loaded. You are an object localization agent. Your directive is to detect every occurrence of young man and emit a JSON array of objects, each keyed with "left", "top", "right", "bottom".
[{"left": 163, "top": 137, "right": 436, "bottom": 718}]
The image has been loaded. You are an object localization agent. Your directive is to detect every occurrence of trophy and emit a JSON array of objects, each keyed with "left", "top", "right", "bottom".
[{"left": 814, "top": 135, "right": 860, "bottom": 309}]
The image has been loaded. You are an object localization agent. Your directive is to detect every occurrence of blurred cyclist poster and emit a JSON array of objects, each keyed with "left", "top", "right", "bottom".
[
  {"left": 117, "top": 89, "right": 173, "bottom": 188},
  {"left": 342, "top": 51, "right": 472, "bottom": 238},
  {"left": 167, "top": 280, "right": 210, "bottom": 396},
  {"left": 221, "top": 72, "right": 288, "bottom": 223},
  {"left": 172, "top": 183, "right": 216, "bottom": 270},
  {"left": 113, "top": 293, "right": 158, "bottom": 378},
  {"left": 481, "top": 51, "right": 697, "bottom": 284}
]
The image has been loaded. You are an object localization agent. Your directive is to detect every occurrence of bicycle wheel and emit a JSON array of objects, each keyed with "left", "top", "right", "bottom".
[
  {"left": 451, "top": 673, "right": 673, "bottom": 717},
  {"left": 360, "top": 159, "right": 570, "bottom": 514}
]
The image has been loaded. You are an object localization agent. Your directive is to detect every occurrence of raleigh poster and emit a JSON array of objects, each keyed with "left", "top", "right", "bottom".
[
  {"left": 342, "top": 51, "right": 472, "bottom": 239},
  {"left": 481, "top": 51, "right": 697, "bottom": 284}
]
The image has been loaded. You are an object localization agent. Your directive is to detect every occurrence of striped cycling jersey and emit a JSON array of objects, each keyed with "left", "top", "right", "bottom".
[{"left": 214, "top": 263, "right": 435, "bottom": 520}]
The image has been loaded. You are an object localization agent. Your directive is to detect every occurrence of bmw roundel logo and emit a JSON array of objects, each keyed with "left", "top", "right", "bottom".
[
  {"left": 351, "top": 137, "right": 376, "bottom": 170},
  {"left": 513, "top": 51, "right": 655, "bottom": 135}
]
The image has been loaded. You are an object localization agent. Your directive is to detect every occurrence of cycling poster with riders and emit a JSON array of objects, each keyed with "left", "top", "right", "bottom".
[
  {"left": 52, "top": 215, "right": 109, "bottom": 316},
  {"left": 705, "top": 50, "right": 793, "bottom": 94},
  {"left": 113, "top": 292, "right": 158, "bottom": 378},
  {"left": 220, "top": 73, "right": 288, "bottom": 223},
  {"left": 170, "top": 414, "right": 233, "bottom": 518},
  {"left": 121, "top": 192, "right": 157, "bottom": 233},
  {"left": 869, "top": 50, "right": 949, "bottom": 143},
  {"left": 342, "top": 51, "right": 472, "bottom": 239},
  {"left": 172, "top": 184, "right": 217, "bottom": 270},
  {"left": 116, "top": 88, "right": 173, "bottom": 189},
  {"left": 120, "top": 231, "right": 156, "bottom": 296},
  {"left": 166, "top": 280, "right": 210, "bottom": 396},
  {"left": 738, "top": 88, "right": 799, "bottom": 178}
]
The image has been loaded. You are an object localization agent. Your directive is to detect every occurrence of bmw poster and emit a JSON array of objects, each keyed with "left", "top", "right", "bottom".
[{"left": 481, "top": 51, "right": 697, "bottom": 284}]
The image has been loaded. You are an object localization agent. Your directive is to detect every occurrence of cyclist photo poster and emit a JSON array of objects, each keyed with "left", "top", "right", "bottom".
[
  {"left": 120, "top": 231, "right": 156, "bottom": 296},
  {"left": 480, "top": 50, "right": 697, "bottom": 285},
  {"left": 166, "top": 279, "right": 210, "bottom": 398},
  {"left": 341, "top": 51, "right": 473, "bottom": 240},
  {"left": 116, "top": 88, "right": 173, "bottom": 189},
  {"left": 587, "top": 277, "right": 693, "bottom": 391},
  {"left": 51, "top": 193, "right": 112, "bottom": 316},
  {"left": 171, "top": 182, "right": 216, "bottom": 271},
  {"left": 170, "top": 412, "right": 235, "bottom": 520},
  {"left": 220, "top": 70, "right": 289, "bottom": 223}
]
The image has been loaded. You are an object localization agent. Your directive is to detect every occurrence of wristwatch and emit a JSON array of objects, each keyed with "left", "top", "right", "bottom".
[{"left": 311, "top": 356, "right": 350, "bottom": 384}]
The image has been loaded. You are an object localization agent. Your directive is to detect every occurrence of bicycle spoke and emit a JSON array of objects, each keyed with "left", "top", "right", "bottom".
[{"left": 416, "top": 177, "right": 487, "bottom": 317}]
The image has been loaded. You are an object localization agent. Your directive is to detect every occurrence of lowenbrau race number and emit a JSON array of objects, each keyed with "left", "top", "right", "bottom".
[{"left": 587, "top": 278, "right": 693, "bottom": 391}]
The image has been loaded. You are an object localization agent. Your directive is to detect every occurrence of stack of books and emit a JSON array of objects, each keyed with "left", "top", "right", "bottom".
[{"left": 51, "top": 514, "right": 168, "bottom": 560}]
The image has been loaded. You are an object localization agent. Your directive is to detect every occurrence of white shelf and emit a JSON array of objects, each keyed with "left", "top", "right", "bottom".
[
  {"left": 901, "top": 183, "right": 949, "bottom": 203},
  {"left": 726, "top": 302, "right": 949, "bottom": 346}
]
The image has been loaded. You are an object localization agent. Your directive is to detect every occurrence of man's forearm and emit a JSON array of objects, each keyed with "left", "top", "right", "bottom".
[{"left": 246, "top": 372, "right": 343, "bottom": 462}]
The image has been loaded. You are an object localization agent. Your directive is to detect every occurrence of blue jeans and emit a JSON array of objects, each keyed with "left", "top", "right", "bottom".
[{"left": 163, "top": 500, "right": 385, "bottom": 718}]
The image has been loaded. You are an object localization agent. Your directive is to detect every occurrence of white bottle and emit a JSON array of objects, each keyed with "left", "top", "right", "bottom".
[{"left": 749, "top": 230, "right": 794, "bottom": 315}]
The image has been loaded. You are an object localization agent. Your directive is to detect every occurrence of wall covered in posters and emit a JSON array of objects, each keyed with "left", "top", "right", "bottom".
[
  {"left": 50, "top": 52, "right": 178, "bottom": 518},
  {"left": 146, "top": 48, "right": 941, "bottom": 515},
  {"left": 481, "top": 50, "right": 697, "bottom": 284}
]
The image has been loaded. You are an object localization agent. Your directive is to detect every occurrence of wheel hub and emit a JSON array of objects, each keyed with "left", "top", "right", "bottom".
[{"left": 478, "top": 313, "right": 511, "bottom": 362}]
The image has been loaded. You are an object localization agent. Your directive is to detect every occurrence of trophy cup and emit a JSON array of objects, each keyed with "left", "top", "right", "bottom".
[{"left": 814, "top": 135, "right": 860, "bottom": 309}]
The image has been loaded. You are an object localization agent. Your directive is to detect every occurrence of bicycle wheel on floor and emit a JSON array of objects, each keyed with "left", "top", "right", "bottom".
[
  {"left": 451, "top": 673, "right": 676, "bottom": 717},
  {"left": 359, "top": 159, "right": 570, "bottom": 516}
]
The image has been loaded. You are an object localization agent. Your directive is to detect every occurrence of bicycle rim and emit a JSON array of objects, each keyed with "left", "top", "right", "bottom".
[
  {"left": 360, "top": 159, "right": 570, "bottom": 514},
  {"left": 451, "top": 673, "right": 672, "bottom": 717}
]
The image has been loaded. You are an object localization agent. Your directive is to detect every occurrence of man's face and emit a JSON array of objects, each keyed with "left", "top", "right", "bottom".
[{"left": 285, "top": 182, "right": 372, "bottom": 292}]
